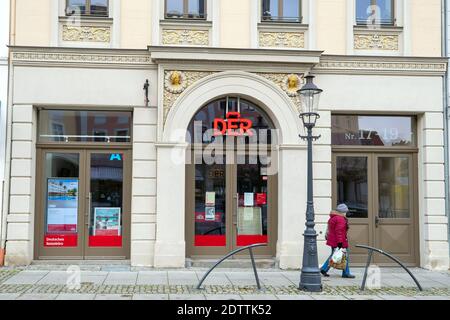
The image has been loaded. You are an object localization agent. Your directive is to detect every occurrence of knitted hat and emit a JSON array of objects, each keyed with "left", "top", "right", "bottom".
[{"left": 336, "top": 204, "right": 349, "bottom": 214}]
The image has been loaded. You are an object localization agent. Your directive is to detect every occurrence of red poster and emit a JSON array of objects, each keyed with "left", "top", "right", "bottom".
[
  {"left": 44, "top": 234, "right": 77, "bottom": 247},
  {"left": 256, "top": 193, "right": 267, "bottom": 205}
]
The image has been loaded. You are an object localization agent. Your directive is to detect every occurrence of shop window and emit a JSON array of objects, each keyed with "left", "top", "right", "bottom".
[
  {"left": 39, "top": 110, "right": 132, "bottom": 143},
  {"left": 356, "top": 0, "right": 395, "bottom": 26},
  {"left": 66, "top": 0, "right": 109, "bottom": 17},
  {"left": 262, "top": 0, "right": 302, "bottom": 23},
  {"left": 331, "top": 115, "right": 415, "bottom": 147},
  {"left": 165, "top": 0, "right": 206, "bottom": 20}
]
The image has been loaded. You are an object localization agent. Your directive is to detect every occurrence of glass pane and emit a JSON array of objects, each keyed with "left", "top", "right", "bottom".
[
  {"left": 236, "top": 156, "right": 269, "bottom": 246},
  {"left": 90, "top": 0, "right": 108, "bottom": 16},
  {"left": 67, "top": 0, "right": 86, "bottom": 15},
  {"left": 39, "top": 110, "right": 132, "bottom": 143},
  {"left": 187, "top": 98, "right": 274, "bottom": 145},
  {"left": 188, "top": 0, "right": 205, "bottom": 18},
  {"left": 336, "top": 157, "right": 368, "bottom": 218},
  {"left": 194, "top": 160, "right": 226, "bottom": 247},
  {"left": 44, "top": 153, "right": 80, "bottom": 247},
  {"left": 167, "top": 0, "right": 184, "bottom": 17},
  {"left": 89, "top": 153, "right": 124, "bottom": 247},
  {"left": 263, "top": 0, "right": 279, "bottom": 20},
  {"left": 356, "top": 0, "right": 372, "bottom": 23},
  {"left": 378, "top": 0, "right": 393, "bottom": 24},
  {"left": 378, "top": 157, "right": 410, "bottom": 218},
  {"left": 282, "top": 0, "right": 300, "bottom": 22},
  {"left": 332, "top": 115, "right": 415, "bottom": 147}
]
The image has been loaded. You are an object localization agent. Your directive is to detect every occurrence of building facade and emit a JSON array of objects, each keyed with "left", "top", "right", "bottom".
[
  {"left": 0, "top": 0, "right": 11, "bottom": 264},
  {"left": 1, "top": 0, "right": 449, "bottom": 270}
]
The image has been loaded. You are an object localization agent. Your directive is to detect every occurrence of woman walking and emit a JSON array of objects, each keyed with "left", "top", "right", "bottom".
[{"left": 320, "top": 204, "right": 355, "bottom": 278}]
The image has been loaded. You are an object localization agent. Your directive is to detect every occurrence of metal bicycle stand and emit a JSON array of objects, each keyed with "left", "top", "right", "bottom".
[
  {"left": 356, "top": 244, "right": 423, "bottom": 291},
  {"left": 196, "top": 243, "right": 267, "bottom": 290}
]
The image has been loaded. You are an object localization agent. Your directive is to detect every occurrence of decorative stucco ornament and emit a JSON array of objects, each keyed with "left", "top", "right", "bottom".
[
  {"left": 282, "top": 74, "right": 303, "bottom": 97},
  {"left": 164, "top": 71, "right": 187, "bottom": 94}
]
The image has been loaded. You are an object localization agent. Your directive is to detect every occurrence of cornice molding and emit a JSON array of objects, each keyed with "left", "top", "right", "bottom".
[
  {"left": 9, "top": 46, "right": 154, "bottom": 69},
  {"left": 314, "top": 55, "right": 448, "bottom": 76},
  {"left": 7, "top": 46, "right": 448, "bottom": 76}
]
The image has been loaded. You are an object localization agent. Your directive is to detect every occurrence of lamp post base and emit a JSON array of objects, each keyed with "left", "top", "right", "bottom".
[{"left": 299, "top": 270, "right": 323, "bottom": 292}]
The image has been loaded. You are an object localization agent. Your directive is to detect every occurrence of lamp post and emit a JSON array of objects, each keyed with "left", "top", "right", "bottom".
[{"left": 298, "top": 75, "right": 323, "bottom": 292}]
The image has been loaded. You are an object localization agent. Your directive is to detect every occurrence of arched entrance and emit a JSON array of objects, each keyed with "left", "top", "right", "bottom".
[
  {"left": 155, "top": 71, "right": 306, "bottom": 269},
  {"left": 185, "top": 97, "right": 278, "bottom": 258}
]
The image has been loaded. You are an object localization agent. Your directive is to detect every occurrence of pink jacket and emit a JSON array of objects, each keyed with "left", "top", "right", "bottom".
[{"left": 326, "top": 212, "right": 349, "bottom": 249}]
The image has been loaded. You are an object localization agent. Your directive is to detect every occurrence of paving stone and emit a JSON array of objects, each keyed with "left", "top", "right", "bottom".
[
  {"left": 0, "top": 293, "right": 21, "bottom": 300},
  {"left": 413, "top": 296, "right": 450, "bottom": 300},
  {"left": 4, "top": 271, "right": 49, "bottom": 285},
  {"left": 344, "top": 295, "right": 383, "bottom": 300},
  {"left": 137, "top": 271, "right": 168, "bottom": 285},
  {"left": 276, "top": 295, "right": 313, "bottom": 300},
  {"left": 18, "top": 294, "right": 58, "bottom": 300},
  {"left": 95, "top": 294, "right": 133, "bottom": 300},
  {"left": 56, "top": 294, "right": 96, "bottom": 300},
  {"left": 37, "top": 271, "right": 71, "bottom": 285},
  {"left": 133, "top": 294, "right": 169, "bottom": 300},
  {"left": 206, "top": 294, "right": 242, "bottom": 300},
  {"left": 104, "top": 272, "right": 138, "bottom": 285},
  {"left": 196, "top": 272, "right": 232, "bottom": 286},
  {"left": 312, "top": 295, "right": 348, "bottom": 300},
  {"left": 378, "top": 295, "right": 417, "bottom": 300},
  {"left": 168, "top": 271, "right": 199, "bottom": 285},
  {"left": 241, "top": 294, "right": 278, "bottom": 300},
  {"left": 169, "top": 294, "right": 206, "bottom": 300}
]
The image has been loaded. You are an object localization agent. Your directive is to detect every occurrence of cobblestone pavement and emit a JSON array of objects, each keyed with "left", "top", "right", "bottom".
[{"left": 0, "top": 267, "right": 448, "bottom": 300}]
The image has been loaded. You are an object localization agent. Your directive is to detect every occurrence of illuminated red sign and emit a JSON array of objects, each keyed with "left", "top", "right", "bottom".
[{"left": 213, "top": 112, "right": 253, "bottom": 136}]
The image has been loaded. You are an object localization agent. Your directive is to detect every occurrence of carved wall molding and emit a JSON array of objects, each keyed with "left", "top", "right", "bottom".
[
  {"left": 354, "top": 33, "right": 399, "bottom": 51},
  {"left": 162, "top": 29, "right": 210, "bottom": 46},
  {"left": 62, "top": 25, "right": 111, "bottom": 42},
  {"left": 259, "top": 32, "right": 305, "bottom": 49},
  {"left": 163, "top": 71, "right": 215, "bottom": 123},
  {"left": 257, "top": 73, "right": 304, "bottom": 112}
]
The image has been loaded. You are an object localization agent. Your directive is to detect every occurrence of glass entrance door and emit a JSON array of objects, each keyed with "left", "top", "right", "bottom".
[
  {"left": 186, "top": 152, "right": 277, "bottom": 257},
  {"left": 36, "top": 149, "right": 131, "bottom": 259},
  {"left": 333, "top": 153, "right": 418, "bottom": 265}
]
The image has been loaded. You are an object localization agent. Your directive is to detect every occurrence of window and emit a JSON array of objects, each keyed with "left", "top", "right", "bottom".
[
  {"left": 39, "top": 110, "right": 132, "bottom": 143},
  {"left": 66, "top": 0, "right": 109, "bottom": 17},
  {"left": 356, "top": 0, "right": 395, "bottom": 26},
  {"left": 262, "top": 0, "right": 302, "bottom": 23},
  {"left": 331, "top": 115, "right": 416, "bottom": 147},
  {"left": 165, "top": 0, "right": 206, "bottom": 19}
]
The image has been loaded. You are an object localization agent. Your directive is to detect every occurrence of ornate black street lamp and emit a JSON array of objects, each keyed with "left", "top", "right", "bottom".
[{"left": 298, "top": 75, "right": 323, "bottom": 292}]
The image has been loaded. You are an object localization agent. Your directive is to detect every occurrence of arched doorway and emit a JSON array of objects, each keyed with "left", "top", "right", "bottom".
[{"left": 185, "top": 97, "right": 278, "bottom": 258}]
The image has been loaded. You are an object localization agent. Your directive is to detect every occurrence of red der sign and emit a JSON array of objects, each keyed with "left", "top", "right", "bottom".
[{"left": 213, "top": 112, "right": 253, "bottom": 136}]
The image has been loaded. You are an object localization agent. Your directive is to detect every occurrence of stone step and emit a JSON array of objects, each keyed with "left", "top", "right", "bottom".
[{"left": 186, "top": 258, "right": 277, "bottom": 269}]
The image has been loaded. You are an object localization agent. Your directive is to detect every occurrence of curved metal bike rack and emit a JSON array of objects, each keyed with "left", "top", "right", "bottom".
[
  {"left": 196, "top": 243, "right": 267, "bottom": 290},
  {"left": 356, "top": 245, "right": 423, "bottom": 291}
]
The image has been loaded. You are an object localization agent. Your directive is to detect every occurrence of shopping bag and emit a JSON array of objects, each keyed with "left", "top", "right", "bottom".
[{"left": 329, "top": 249, "right": 347, "bottom": 270}]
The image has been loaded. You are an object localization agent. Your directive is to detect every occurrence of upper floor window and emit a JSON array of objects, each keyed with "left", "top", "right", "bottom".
[
  {"left": 262, "top": 0, "right": 302, "bottom": 23},
  {"left": 165, "top": 0, "right": 206, "bottom": 20},
  {"left": 66, "top": 0, "right": 109, "bottom": 17},
  {"left": 356, "top": 0, "right": 395, "bottom": 26}
]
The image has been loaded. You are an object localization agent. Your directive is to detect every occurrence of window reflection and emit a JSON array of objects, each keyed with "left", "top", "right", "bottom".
[
  {"left": 332, "top": 115, "right": 415, "bottom": 147},
  {"left": 262, "top": 0, "right": 301, "bottom": 22},
  {"left": 39, "top": 110, "right": 132, "bottom": 143},
  {"left": 356, "top": 0, "right": 394, "bottom": 25}
]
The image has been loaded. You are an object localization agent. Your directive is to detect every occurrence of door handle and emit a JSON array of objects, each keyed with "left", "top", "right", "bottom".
[
  {"left": 233, "top": 193, "right": 238, "bottom": 226},
  {"left": 375, "top": 216, "right": 380, "bottom": 228},
  {"left": 86, "top": 192, "right": 92, "bottom": 226}
]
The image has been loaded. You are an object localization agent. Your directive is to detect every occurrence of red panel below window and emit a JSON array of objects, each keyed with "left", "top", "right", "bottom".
[
  {"left": 44, "top": 234, "right": 78, "bottom": 247},
  {"left": 89, "top": 236, "right": 122, "bottom": 247},
  {"left": 237, "top": 235, "right": 268, "bottom": 247},
  {"left": 195, "top": 235, "right": 226, "bottom": 247}
]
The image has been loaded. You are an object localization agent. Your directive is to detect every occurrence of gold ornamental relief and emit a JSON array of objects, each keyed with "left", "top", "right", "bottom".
[
  {"left": 259, "top": 32, "right": 305, "bottom": 48},
  {"left": 162, "top": 29, "right": 209, "bottom": 46},
  {"left": 257, "top": 73, "right": 305, "bottom": 112},
  {"left": 163, "top": 71, "right": 215, "bottom": 124},
  {"left": 354, "top": 34, "right": 399, "bottom": 51},
  {"left": 62, "top": 25, "right": 111, "bottom": 42}
]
